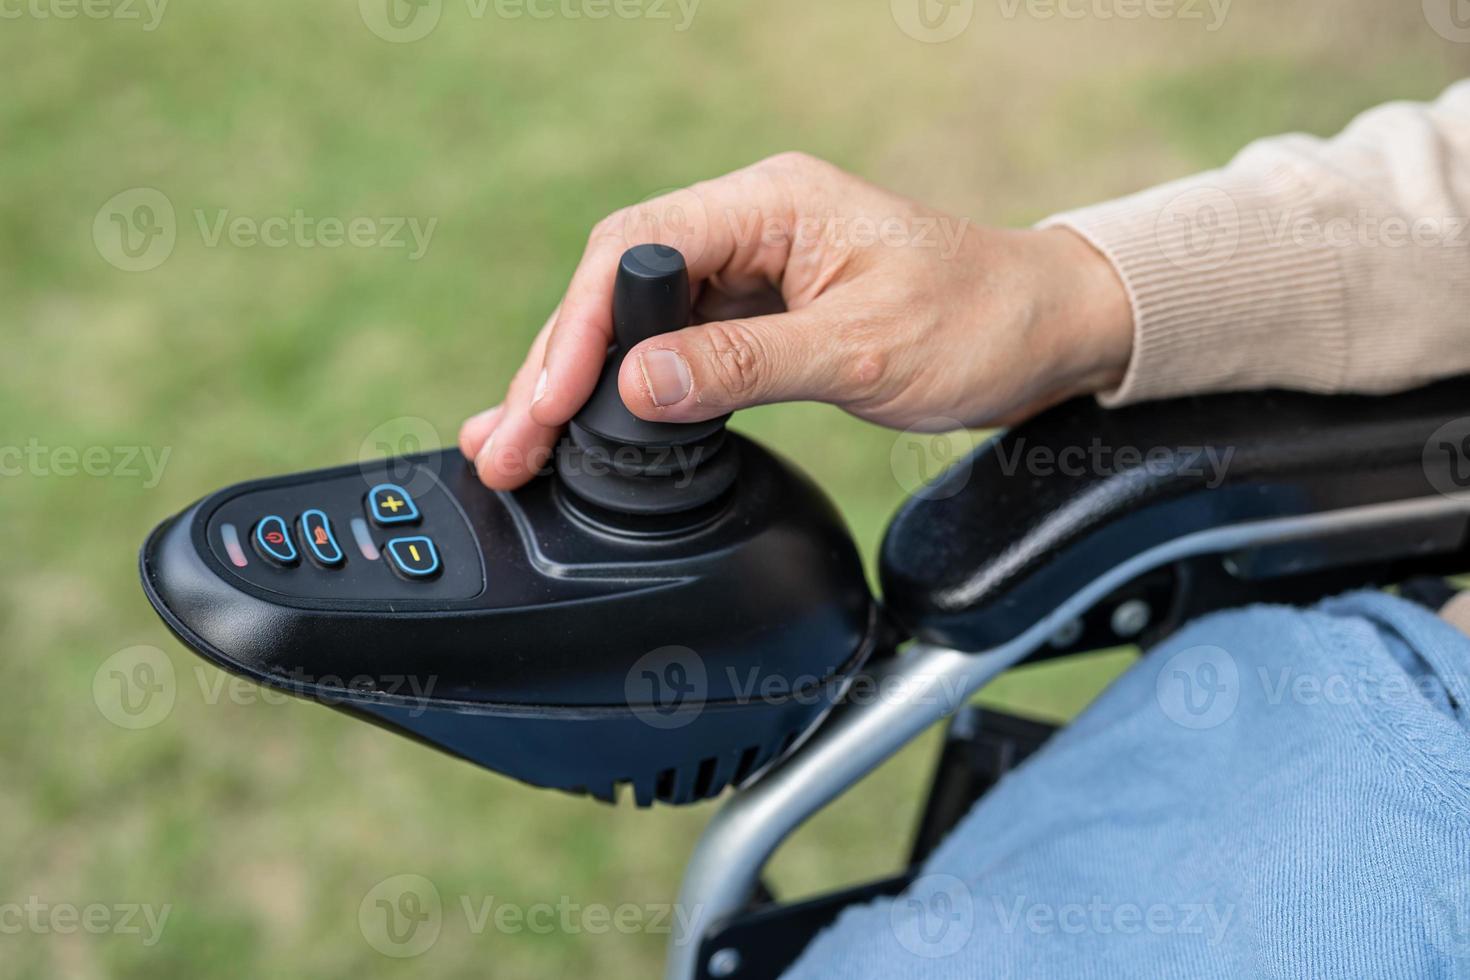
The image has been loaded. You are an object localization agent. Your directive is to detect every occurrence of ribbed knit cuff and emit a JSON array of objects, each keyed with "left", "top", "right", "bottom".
[{"left": 1040, "top": 164, "right": 1352, "bottom": 406}]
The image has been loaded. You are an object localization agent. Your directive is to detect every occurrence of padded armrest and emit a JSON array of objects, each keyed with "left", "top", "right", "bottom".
[{"left": 880, "top": 377, "right": 1470, "bottom": 651}]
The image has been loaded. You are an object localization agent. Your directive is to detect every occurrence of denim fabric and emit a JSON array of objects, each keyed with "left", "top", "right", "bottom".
[{"left": 783, "top": 593, "right": 1470, "bottom": 979}]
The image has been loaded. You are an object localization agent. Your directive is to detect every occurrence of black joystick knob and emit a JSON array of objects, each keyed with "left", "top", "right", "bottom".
[{"left": 556, "top": 244, "right": 740, "bottom": 520}]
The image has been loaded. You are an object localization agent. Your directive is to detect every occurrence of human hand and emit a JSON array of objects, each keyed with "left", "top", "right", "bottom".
[{"left": 460, "top": 152, "right": 1132, "bottom": 489}]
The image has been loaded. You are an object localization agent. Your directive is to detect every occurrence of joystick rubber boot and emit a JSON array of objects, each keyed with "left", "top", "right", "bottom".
[{"left": 557, "top": 245, "right": 739, "bottom": 518}]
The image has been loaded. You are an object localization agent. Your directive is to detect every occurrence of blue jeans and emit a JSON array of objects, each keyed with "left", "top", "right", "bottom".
[{"left": 783, "top": 593, "right": 1470, "bottom": 979}]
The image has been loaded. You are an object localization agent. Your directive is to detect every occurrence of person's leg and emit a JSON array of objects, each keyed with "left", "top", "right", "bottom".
[{"left": 783, "top": 592, "right": 1470, "bottom": 979}]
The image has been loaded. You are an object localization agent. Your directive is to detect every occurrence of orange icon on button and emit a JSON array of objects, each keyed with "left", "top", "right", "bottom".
[
  {"left": 264, "top": 530, "right": 285, "bottom": 545},
  {"left": 314, "top": 526, "right": 329, "bottom": 546}
]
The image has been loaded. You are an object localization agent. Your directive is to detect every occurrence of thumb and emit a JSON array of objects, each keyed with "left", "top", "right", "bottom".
[{"left": 617, "top": 309, "right": 861, "bottom": 422}]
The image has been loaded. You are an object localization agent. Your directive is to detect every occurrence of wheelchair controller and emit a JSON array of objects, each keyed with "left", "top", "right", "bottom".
[{"left": 140, "top": 245, "right": 878, "bottom": 807}]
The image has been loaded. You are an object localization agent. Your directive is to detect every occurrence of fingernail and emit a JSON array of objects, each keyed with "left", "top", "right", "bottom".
[
  {"left": 640, "top": 349, "right": 692, "bottom": 407},
  {"left": 532, "top": 368, "right": 549, "bottom": 404}
]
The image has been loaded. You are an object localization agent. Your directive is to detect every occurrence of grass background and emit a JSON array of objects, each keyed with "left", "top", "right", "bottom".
[{"left": 2, "top": 1, "right": 1466, "bottom": 976}]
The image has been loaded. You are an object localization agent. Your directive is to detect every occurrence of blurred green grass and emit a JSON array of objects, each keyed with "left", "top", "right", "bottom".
[{"left": 1, "top": 1, "right": 1464, "bottom": 977}]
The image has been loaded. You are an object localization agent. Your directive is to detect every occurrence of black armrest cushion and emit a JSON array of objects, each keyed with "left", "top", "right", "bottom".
[{"left": 880, "top": 377, "right": 1470, "bottom": 650}]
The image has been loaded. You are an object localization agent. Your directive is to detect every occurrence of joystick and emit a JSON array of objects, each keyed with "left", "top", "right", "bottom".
[{"left": 556, "top": 244, "right": 740, "bottom": 519}]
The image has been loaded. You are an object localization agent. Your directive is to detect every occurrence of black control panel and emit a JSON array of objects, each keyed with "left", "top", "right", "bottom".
[
  {"left": 205, "top": 462, "right": 485, "bottom": 602},
  {"left": 138, "top": 246, "right": 879, "bottom": 806}
]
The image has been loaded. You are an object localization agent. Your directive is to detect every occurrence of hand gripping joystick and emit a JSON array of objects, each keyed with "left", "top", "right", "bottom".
[{"left": 556, "top": 244, "right": 739, "bottom": 519}]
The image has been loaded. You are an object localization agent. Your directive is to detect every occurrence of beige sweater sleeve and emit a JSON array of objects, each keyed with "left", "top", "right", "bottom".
[{"left": 1042, "top": 80, "right": 1470, "bottom": 406}]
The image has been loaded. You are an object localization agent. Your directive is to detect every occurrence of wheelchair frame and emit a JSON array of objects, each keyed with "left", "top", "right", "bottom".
[{"left": 665, "top": 378, "right": 1470, "bottom": 980}]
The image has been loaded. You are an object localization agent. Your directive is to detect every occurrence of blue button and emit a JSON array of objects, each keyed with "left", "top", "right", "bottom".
[
  {"left": 385, "top": 536, "right": 440, "bottom": 579},
  {"left": 368, "top": 483, "right": 420, "bottom": 525},
  {"left": 299, "top": 509, "right": 344, "bottom": 567},
  {"left": 253, "top": 515, "right": 298, "bottom": 566}
]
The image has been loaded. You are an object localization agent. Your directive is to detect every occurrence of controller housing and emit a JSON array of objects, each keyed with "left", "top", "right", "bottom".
[{"left": 140, "top": 442, "right": 876, "bottom": 805}]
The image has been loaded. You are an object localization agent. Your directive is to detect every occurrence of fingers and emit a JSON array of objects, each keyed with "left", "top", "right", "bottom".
[
  {"left": 459, "top": 309, "right": 555, "bottom": 461},
  {"left": 617, "top": 305, "right": 877, "bottom": 421},
  {"left": 530, "top": 161, "right": 799, "bottom": 429},
  {"left": 461, "top": 312, "right": 561, "bottom": 490},
  {"left": 457, "top": 405, "right": 503, "bottom": 459}
]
